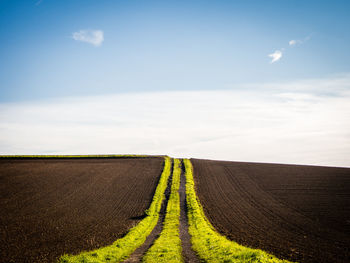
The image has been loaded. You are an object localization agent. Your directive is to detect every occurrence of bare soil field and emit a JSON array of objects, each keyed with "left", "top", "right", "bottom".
[
  {"left": 191, "top": 158, "right": 350, "bottom": 263},
  {"left": 0, "top": 157, "right": 164, "bottom": 263}
]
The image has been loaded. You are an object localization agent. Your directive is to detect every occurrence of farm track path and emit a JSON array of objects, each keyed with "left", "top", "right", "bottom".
[
  {"left": 123, "top": 161, "right": 174, "bottom": 263},
  {"left": 179, "top": 160, "right": 201, "bottom": 263},
  {"left": 124, "top": 158, "right": 200, "bottom": 263}
]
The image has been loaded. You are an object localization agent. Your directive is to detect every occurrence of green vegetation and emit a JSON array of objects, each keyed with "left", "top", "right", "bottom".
[
  {"left": 142, "top": 158, "right": 183, "bottom": 263},
  {"left": 183, "top": 159, "right": 292, "bottom": 263},
  {"left": 59, "top": 156, "right": 172, "bottom": 263}
]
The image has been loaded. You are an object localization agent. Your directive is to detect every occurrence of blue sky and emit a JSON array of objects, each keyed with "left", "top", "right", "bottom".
[
  {"left": 1, "top": 0, "right": 350, "bottom": 166},
  {"left": 1, "top": 0, "right": 350, "bottom": 101}
]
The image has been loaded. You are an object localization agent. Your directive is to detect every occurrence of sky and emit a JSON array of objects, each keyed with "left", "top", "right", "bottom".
[{"left": 0, "top": 0, "right": 350, "bottom": 166}]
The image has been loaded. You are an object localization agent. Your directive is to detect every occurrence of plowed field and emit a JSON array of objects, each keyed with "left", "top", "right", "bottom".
[
  {"left": 191, "top": 159, "right": 350, "bottom": 263},
  {"left": 0, "top": 157, "right": 164, "bottom": 263}
]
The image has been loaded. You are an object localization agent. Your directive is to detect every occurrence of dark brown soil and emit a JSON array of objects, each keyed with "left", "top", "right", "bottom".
[
  {"left": 191, "top": 158, "right": 350, "bottom": 263},
  {"left": 0, "top": 157, "right": 164, "bottom": 263}
]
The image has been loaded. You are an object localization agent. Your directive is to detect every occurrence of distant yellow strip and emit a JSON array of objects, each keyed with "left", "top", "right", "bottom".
[{"left": 0, "top": 154, "right": 160, "bottom": 158}]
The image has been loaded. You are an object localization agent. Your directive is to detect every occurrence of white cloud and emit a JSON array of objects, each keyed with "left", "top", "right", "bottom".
[
  {"left": 72, "top": 30, "right": 104, "bottom": 47},
  {"left": 289, "top": 39, "right": 303, "bottom": 46},
  {"left": 1, "top": 75, "right": 350, "bottom": 167},
  {"left": 289, "top": 40, "right": 297, "bottom": 46},
  {"left": 268, "top": 50, "right": 282, "bottom": 63},
  {"left": 289, "top": 35, "right": 311, "bottom": 46}
]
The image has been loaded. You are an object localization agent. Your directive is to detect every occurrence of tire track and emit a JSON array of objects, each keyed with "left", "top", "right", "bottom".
[
  {"left": 179, "top": 160, "right": 200, "bottom": 263},
  {"left": 125, "top": 159, "right": 200, "bottom": 263}
]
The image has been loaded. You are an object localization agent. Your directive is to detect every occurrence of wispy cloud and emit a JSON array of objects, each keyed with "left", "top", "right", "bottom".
[
  {"left": 269, "top": 35, "right": 311, "bottom": 63},
  {"left": 72, "top": 30, "right": 104, "bottom": 47},
  {"left": 268, "top": 50, "right": 283, "bottom": 63},
  {"left": 289, "top": 35, "right": 311, "bottom": 46},
  {"left": 289, "top": 39, "right": 301, "bottom": 46},
  {"left": 35, "top": 0, "right": 43, "bottom": 6},
  {"left": 1, "top": 74, "right": 349, "bottom": 167}
]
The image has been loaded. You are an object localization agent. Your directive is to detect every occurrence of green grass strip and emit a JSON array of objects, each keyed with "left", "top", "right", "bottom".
[
  {"left": 142, "top": 158, "right": 183, "bottom": 263},
  {"left": 184, "top": 159, "right": 293, "bottom": 263},
  {"left": 59, "top": 156, "right": 172, "bottom": 263}
]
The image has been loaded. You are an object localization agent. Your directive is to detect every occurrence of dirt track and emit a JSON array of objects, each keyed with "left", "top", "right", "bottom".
[
  {"left": 179, "top": 162, "right": 200, "bottom": 263},
  {"left": 0, "top": 157, "right": 163, "bottom": 263},
  {"left": 191, "top": 159, "right": 350, "bottom": 263}
]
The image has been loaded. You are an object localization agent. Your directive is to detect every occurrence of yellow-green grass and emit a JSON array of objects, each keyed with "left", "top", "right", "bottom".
[
  {"left": 59, "top": 156, "right": 172, "bottom": 263},
  {"left": 142, "top": 158, "right": 183, "bottom": 263},
  {"left": 184, "top": 159, "right": 293, "bottom": 263}
]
